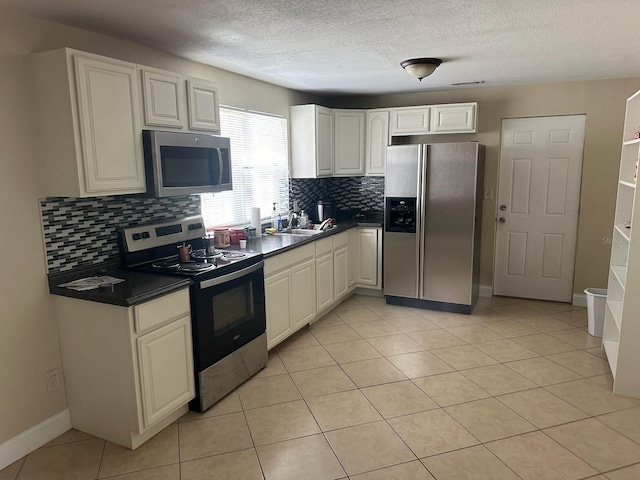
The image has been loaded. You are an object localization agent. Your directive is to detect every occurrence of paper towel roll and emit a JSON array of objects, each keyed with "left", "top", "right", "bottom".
[{"left": 250, "top": 207, "right": 261, "bottom": 234}]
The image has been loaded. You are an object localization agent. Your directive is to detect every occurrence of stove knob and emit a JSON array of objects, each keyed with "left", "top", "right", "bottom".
[
  {"left": 132, "top": 233, "right": 142, "bottom": 240},
  {"left": 195, "top": 222, "right": 203, "bottom": 229},
  {"left": 142, "top": 231, "right": 150, "bottom": 239}
]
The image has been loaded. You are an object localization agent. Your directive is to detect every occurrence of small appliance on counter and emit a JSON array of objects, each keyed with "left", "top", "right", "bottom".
[
  {"left": 118, "top": 215, "right": 267, "bottom": 411},
  {"left": 316, "top": 199, "right": 336, "bottom": 223}
]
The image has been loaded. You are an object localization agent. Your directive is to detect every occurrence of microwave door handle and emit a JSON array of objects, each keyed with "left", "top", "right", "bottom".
[{"left": 216, "top": 148, "right": 223, "bottom": 185}]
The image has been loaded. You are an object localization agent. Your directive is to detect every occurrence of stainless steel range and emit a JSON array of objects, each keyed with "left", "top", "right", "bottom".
[{"left": 118, "top": 215, "right": 267, "bottom": 411}]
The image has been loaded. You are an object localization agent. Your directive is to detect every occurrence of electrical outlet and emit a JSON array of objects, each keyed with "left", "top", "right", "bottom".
[
  {"left": 483, "top": 188, "right": 494, "bottom": 200},
  {"left": 46, "top": 368, "right": 60, "bottom": 393}
]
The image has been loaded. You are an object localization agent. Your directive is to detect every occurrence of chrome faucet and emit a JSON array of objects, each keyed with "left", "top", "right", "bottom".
[{"left": 287, "top": 211, "right": 299, "bottom": 229}]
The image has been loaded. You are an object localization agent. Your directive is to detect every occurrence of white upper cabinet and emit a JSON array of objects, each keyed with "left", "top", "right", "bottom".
[
  {"left": 390, "top": 106, "right": 431, "bottom": 135},
  {"left": 186, "top": 78, "right": 221, "bottom": 132},
  {"left": 430, "top": 103, "right": 477, "bottom": 133},
  {"left": 33, "top": 48, "right": 146, "bottom": 197},
  {"left": 365, "top": 109, "right": 390, "bottom": 176},
  {"left": 291, "top": 104, "right": 334, "bottom": 178},
  {"left": 140, "top": 67, "right": 185, "bottom": 129},
  {"left": 334, "top": 109, "right": 366, "bottom": 176},
  {"left": 390, "top": 102, "right": 478, "bottom": 136}
]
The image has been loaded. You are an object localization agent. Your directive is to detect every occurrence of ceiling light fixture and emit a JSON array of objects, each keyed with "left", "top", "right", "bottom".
[{"left": 400, "top": 58, "right": 442, "bottom": 81}]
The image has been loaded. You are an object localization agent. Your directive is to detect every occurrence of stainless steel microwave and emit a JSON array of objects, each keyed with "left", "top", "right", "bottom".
[{"left": 142, "top": 130, "right": 232, "bottom": 197}]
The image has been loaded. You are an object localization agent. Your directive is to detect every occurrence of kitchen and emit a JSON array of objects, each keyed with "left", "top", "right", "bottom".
[{"left": 2, "top": 2, "right": 640, "bottom": 479}]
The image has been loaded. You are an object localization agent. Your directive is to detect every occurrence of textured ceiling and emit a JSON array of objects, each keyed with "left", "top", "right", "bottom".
[{"left": 3, "top": 0, "right": 639, "bottom": 95}]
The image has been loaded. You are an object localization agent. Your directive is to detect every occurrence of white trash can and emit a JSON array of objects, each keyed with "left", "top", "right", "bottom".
[{"left": 584, "top": 288, "right": 607, "bottom": 337}]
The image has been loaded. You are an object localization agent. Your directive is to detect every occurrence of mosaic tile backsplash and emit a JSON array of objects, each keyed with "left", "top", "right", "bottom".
[
  {"left": 290, "top": 176, "right": 385, "bottom": 221},
  {"left": 41, "top": 195, "right": 201, "bottom": 273}
]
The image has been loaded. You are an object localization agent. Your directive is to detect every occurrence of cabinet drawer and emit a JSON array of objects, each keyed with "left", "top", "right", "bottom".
[
  {"left": 264, "top": 243, "right": 315, "bottom": 276},
  {"left": 134, "top": 288, "right": 190, "bottom": 334},
  {"left": 315, "top": 236, "right": 334, "bottom": 256},
  {"left": 333, "top": 231, "right": 348, "bottom": 249}
]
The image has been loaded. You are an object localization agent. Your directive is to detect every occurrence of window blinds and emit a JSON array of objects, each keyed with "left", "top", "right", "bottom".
[{"left": 201, "top": 107, "right": 289, "bottom": 228}]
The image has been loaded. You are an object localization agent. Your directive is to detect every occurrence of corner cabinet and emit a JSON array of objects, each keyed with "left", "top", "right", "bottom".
[
  {"left": 333, "top": 110, "right": 366, "bottom": 176},
  {"left": 32, "top": 48, "right": 146, "bottom": 197},
  {"left": 603, "top": 89, "right": 640, "bottom": 398},
  {"left": 54, "top": 288, "right": 195, "bottom": 449},
  {"left": 290, "top": 104, "right": 333, "bottom": 178},
  {"left": 365, "top": 109, "right": 390, "bottom": 176}
]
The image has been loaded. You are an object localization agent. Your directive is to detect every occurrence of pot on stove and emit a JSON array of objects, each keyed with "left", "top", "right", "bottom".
[{"left": 203, "top": 234, "right": 217, "bottom": 255}]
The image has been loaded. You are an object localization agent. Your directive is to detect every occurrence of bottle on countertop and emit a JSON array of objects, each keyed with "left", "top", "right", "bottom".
[
  {"left": 299, "top": 210, "right": 309, "bottom": 228},
  {"left": 271, "top": 202, "right": 277, "bottom": 229},
  {"left": 277, "top": 214, "right": 283, "bottom": 232}
]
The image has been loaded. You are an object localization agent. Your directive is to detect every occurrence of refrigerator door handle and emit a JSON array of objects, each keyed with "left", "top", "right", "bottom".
[{"left": 417, "top": 146, "right": 427, "bottom": 298}]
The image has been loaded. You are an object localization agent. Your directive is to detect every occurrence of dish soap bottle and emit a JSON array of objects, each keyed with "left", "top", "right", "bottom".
[
  {"left": 271, "top": 203, "right": 277, "bottom": 229},
  {"left": 299, "top": 210, "right": 308, "bottom": 228},
  {"left": 277, "top": 214, "right": 283, "bottom": 232}
]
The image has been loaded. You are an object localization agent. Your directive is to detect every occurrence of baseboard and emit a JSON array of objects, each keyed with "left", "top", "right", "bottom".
[
  {"left": 572, "top": 293, "right": 587, "bottom": 307},
  {"left": 479, "top": 285, "right": 493, "bottom": 298},
  {"left": 0, "top": 409, "right": 71, "bottom": 470}
]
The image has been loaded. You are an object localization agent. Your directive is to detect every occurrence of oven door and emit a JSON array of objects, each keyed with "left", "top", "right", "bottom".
[{"left": 191, "top": 261, "right": 266, "bottom": 371}]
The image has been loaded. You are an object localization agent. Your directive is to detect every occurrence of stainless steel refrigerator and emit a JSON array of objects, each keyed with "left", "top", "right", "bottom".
[{"left": 383, "top": 142, "right": 485, "bottom": 314}]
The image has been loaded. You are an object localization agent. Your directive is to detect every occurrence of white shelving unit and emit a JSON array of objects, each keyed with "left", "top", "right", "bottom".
[{"left": 603, "top": 89, "right": 640, "bottom": 397}]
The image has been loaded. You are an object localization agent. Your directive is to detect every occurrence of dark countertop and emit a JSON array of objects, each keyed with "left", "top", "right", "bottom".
[
  {"left": 47, "top": 215, "right": 383, "bottom": 306},
  {"left": 48, "top": 261, "right": 192, "bottom": 307},
  {"left": 220, "top": 220, "right": 383, "bottom": 258}
]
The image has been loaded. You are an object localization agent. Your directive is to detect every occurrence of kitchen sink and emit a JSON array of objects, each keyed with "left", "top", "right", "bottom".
[{"left": 274, "top": 229, "right": 325, "bottom": 236}]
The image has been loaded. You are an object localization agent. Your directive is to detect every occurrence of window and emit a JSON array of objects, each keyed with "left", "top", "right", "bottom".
[{"left": 200, "top": 106, "right": 289, "bottom": 227}]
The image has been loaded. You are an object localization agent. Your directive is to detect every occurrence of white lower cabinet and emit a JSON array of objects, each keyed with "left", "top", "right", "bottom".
[
  {"left": 356, "top": 228, "right": 382, "bottom": 287},
  {"left": 265, "top": 270, "right": 293, "bottom": 348},
  {"left": 265, "top": 244, "right": 316, "bottom": 349},
  {"left": 136, "top": 316, "right": 194, "bottom": 429},
  {"left": 54, "top": 288, "right": 194, "bottom": 449},
  {"left": 347, "top": 228, "right": 358, "bottom": 287},
  {"left": 316, "top": 252, "right": 335, "bottom": 312},
  {"left": 291, "top": 259, "right": 316, "bottom": 328},
  {"left": 265, "top": 227, "right": 381, "bottom": 349}
]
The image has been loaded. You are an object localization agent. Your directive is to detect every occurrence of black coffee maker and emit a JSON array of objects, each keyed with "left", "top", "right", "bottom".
[{"left": 316, "top": 199, "right": 336, "bottom": 223}]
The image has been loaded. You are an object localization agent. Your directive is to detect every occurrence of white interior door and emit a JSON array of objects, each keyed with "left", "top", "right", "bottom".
[{"left": 494, "top": 115, "right": 586, "bottom": 302}]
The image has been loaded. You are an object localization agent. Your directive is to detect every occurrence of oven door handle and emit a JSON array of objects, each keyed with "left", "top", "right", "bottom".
[{"left": 199, "top": 261, "right": 264, "bottom": 289}]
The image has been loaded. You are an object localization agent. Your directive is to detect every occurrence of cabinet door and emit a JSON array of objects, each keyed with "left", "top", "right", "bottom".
[
  {"left": 137, "top": 316, "right": 195, "bottom": 429},
  {"left": 316, "top": 107, "right": 333, "bottom": 177},
  {"left": 430, "top": 103, "right": 477, "bottom": 133},
  {"left": 390, "top": 106, "right": 430, "bottom": 135},
  {"left": 334, "top": 246, "right": 349, "bottom": 300},
  {"left": 265, "top": 270, "right": 292, "bottom": 349},
  {"left": 366, "top": 109, "right": 390, "bottom": 175},
  {"left": 334, "top": 110, "right": 365, "bottom": 176},
  {"left": 316, "top": 252, "right": 334, "bottom": 312},
  {"left": 347, "top": 229, "right": 357, "bottom": 287},
  {"left": 357, "top": 228, "right": 379, "bottom": 286},
  {"left": 291, "top": 259, "right": 316, "bottom": 328},
  {"left": 187, "top": 79, "right": 220, "bottom": 132},
  {"left": 141, "top": 68, "right": 185, "bottom": 128},
  {"left": 74, "top": 55, "right": 145, "bottom": 194}
]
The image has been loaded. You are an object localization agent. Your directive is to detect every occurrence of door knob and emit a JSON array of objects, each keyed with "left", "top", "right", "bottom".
[
  {"left": 499, "top": 217, "right": 506, "bottom": 224},
  {"left": 500, "top": 205, "right": 507, "bottom": 211}
]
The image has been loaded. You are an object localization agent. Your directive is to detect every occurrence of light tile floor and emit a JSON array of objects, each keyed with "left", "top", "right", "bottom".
[{"left": 3, "top": 295, "right": 640, "bottom": 480}]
